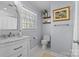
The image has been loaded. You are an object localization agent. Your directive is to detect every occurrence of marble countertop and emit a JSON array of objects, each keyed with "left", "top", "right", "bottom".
[{"left": 0, "top": 36, "right": 31, "bottom": 44}]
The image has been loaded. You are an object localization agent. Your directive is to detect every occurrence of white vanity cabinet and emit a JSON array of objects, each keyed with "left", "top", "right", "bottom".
[{"left": 0, "top": 36, "right": 31, "bottom": 57}]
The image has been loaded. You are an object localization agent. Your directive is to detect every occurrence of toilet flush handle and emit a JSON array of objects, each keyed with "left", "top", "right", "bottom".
[{"left": 33, "top": 37, "right": 36, "bottom": 39}]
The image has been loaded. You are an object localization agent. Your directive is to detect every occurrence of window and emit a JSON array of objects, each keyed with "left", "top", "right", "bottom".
[{"left": 20, "top": 7, "right": 37, "bottom": 29}]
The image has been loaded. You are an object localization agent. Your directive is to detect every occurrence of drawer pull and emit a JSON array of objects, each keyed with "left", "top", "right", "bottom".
[
  {"left": 17, "top": 54, "right": 22, "bottom": 57},
  {"left": 14, "top": 46, "right": 23, "bottom": 50}
]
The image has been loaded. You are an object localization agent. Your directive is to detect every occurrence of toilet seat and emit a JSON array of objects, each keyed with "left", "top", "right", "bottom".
[{"left": 41, "top": 40, "right": 48, "bottom": 44}]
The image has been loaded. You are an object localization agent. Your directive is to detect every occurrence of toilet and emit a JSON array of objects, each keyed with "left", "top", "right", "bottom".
[{"left": 41, "top": 35, "right": 50, "bottom": 49}]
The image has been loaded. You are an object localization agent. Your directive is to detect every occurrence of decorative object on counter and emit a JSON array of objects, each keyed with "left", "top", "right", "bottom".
[
  {"left": 41, "top": 9, "right": 51, "bottom": 24},
  {"left": 41, "top": 9, "right": 48, "bottom": 18},
  {"left": 54, "top": 24, "right": 69, "bottom": 26},
  {"left": 53, "top": 6, "right": 70, "bottom": 22}
]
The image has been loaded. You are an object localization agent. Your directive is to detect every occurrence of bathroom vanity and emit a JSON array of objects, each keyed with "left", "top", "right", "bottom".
[
  {"left": 0, "top": 1, "right": 38, "bottom": 57},
  {"left": 0, "top": 36, "right": 31, "bottom": 57}
]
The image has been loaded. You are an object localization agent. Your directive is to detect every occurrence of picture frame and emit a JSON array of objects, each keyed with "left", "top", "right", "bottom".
[
  {"left": 53, "top": 6, "right": 70, "bottom": 22},
  {"left": 42, "top": 17, "right": 51, "bottom": 24}
]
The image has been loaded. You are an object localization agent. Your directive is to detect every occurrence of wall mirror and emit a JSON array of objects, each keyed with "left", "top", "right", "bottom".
[{"left": 0, "top": 1, "right": 18, "bottom": 30}]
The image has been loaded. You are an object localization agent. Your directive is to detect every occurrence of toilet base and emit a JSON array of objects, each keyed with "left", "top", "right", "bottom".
[{"left": 42, "top": 45, "right": 47, "bottom": 50}]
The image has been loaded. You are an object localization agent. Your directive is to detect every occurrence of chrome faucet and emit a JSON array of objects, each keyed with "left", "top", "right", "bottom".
[{"left": 8, "top": 32, "right": 12, "bottom": 37}]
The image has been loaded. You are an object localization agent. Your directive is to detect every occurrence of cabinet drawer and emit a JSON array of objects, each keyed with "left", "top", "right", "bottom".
[
  {"left": 0, "top": 39, "right": 25, "bottom": 57},
  {"left": 8, "top": 51, "right": 23, "bottom": 57}
]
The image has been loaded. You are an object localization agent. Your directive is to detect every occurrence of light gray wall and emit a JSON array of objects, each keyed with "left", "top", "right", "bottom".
[
  {"left": 51, "top": 1, "right": 75, "bottom": 56},
  {"left": 42, "top": 24, "right": 51, "bottom": 35},
  {"left": 77, "top": 2, "right": 79, "bottom": 41}
]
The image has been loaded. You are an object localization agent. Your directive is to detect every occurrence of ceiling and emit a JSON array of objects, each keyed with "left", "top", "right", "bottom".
[{"left": 22, "top": 1, "right": 51, "bottom": 12}]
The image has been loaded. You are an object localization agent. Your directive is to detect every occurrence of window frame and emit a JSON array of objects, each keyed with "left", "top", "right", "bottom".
[{"left": 20, "top": 7, "right": 37, "bottom": 30}]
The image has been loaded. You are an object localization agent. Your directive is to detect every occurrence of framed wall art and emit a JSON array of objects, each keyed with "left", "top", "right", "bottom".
[{"left": 53, "top": 6, "right": 70, "bottom": 22}]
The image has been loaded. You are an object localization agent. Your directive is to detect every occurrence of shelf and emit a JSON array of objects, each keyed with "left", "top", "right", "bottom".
[
  {"left": 42, "top": 16, "right": 51, "bottom": 19},
  {"left": 43, "top": 22, "right": 51, "bottom": 24}
]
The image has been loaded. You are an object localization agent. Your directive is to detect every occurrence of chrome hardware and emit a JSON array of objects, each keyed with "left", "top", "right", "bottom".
[
  {"left": 17, "top": 53, "right": 22, "bottom": 57},
  {"left": 14, "top": 46, "right": 23, "bottom": 50}
]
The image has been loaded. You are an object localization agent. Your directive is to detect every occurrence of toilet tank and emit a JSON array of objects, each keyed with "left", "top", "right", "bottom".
[{"left": 43, "top": 35, "right": 50, "bottom": 41}]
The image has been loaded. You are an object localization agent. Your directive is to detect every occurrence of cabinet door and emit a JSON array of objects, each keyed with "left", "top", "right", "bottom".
[
  {"left": 8, "top": 51, "right": 24, "bottom": 57},
  {"left": 51, "top": 29, "right": 73, "bottom": 56},
  {"left": 0, "top": 39, "right": 26, "bottom": 57}
]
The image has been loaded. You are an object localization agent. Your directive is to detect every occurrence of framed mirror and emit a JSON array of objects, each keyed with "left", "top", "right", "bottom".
[{"left": 0, "top": 1, "right": 18, "bottom": 30}]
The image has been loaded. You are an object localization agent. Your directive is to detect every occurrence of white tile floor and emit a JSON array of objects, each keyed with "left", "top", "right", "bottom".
[
  {"left": 71, "top": 43, "right": 79, "bottom": 57},
  {"left": 30, "top": 46, "right": 65, "bottom": 57},
  {"left": 29, "top": 42, "right": 79, "bottom": 57}
]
